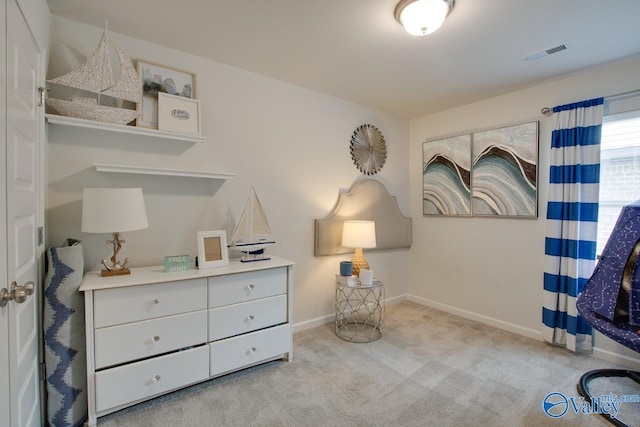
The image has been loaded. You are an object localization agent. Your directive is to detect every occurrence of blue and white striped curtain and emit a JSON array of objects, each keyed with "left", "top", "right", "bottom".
[{"left": 542, "top": 97, "right": 604, "bottom": 352}]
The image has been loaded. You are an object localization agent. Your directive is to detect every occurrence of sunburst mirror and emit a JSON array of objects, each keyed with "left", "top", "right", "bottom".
[{"left": 350, "top": 124, "right": 387, "bottom": 175}]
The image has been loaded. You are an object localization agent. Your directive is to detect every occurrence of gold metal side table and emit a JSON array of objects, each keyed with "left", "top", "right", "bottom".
[{"left": 335, "top": 279, "right": 384, "bottom": 342}]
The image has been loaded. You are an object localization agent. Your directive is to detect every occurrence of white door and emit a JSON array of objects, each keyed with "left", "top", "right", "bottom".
[
  {"left": 0, "top": 0, "right": 43, "bottom": 425},
  {"left": 0, "top": 0, "right": 10, "bottom": 423}
]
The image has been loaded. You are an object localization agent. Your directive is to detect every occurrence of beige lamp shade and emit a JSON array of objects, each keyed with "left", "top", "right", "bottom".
[
  {"left": 81, "top": 188, "right": 149, "bottom": 233},
  {"left": 341, "top": 220, "right": 376, "bottom": 277},
  {"left": 341, "top": 220, "right": 376, "bottom": 249}
]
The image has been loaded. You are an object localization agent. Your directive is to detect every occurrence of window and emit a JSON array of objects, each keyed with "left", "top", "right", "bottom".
[{"left": 596, "top": 109, "right": 640, "bottom": 254}]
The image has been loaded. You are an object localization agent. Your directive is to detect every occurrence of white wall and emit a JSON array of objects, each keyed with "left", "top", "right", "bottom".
[
  {"left": 408, "top": 55, "right": 640, "bottom": 367},
  {"left": 46, "top": 16, "right": 410, "bottom": 328},
  {"left": 47, "top": 14, "right": 640, "bottom": 366}
]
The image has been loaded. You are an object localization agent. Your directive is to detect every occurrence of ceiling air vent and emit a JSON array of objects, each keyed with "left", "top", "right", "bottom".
[{"left": 521, "top": 43, "right": 568, "bottom": 62}]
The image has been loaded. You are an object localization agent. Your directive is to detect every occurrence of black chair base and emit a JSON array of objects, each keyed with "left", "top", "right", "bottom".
[{"left": 577, "top": 369, "right": 640, "bottom": 427}]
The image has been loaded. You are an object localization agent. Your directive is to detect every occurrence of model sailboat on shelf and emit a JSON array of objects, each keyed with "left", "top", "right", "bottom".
[
  {"left": 228, "top": 187, "right": 275, "bottom": 262},
  {"left": 46, "top": 22, "right": 142, "bottom": 125}
]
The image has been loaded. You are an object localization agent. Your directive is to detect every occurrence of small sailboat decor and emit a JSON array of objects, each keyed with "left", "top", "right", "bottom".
[
  {"left": 228, "top": 186, "right": 275, "bottom": 262},
  {"left": 47, "top": 22, "right": 142, "bottom": 125}
]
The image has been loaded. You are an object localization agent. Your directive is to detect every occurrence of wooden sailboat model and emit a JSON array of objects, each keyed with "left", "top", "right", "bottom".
[
  {"left": 228, "top": 187, "right": 275, "bottom": 262},
  {"left": 47, "top": 22, "right": 142, "bottom": 125}
]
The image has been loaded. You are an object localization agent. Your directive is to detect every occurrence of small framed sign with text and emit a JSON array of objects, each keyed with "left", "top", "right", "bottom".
[
  {"left": 164, "top": 255, "right": 190, "bottom": 272},
  {"left": 158, "top": 92, "right": 201, "bottom": 135}
]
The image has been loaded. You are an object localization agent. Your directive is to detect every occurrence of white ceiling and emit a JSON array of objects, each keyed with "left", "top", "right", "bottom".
[{"left": 47, "top": 0, "right": 640, "bottom": 118}]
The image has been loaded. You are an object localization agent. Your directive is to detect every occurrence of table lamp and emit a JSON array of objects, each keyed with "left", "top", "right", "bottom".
[
  {"left": 341, "top": 220, "right": 376, "bottom": 276},
  {"left": 81, "top": 188, "right": 148, "bottom": 277}
]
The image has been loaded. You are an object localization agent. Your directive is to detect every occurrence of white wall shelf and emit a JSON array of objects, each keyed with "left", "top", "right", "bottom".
[
  {"left": 93, "top": 163, "right": 235, "bottom": 180},
  {"left": 45, "top": 114, "right": 206, "bottom": 143}
]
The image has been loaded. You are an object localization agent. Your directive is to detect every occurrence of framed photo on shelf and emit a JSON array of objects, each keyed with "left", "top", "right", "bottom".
[
  {"left": 158, "top": 92, "right": 201, "bottom": 134},
  {"left": 136, "top": 59, "right": 197, "bottom": 129},
  {"left": 197, "top": 230, "right": 229, "bottom": 269}
]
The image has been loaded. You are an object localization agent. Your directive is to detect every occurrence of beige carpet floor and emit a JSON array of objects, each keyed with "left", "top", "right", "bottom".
[{"left": 98, "top": 301, "right": 640, "bottom": 426}]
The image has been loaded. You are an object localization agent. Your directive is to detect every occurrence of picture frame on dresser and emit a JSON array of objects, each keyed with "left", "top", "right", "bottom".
[
  {"left": 197, "top": 230, "right": 229, "bottom": 269},
  {"left": 136, "top": 59, "right": 197, "bottom": 129}
]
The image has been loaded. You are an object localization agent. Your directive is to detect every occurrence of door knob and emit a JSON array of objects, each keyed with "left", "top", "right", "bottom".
[
  {"left": 11, "top": 281, "right": 34, "bottom": 304},
  {"left": 0, "top": 288, "right": 10, "bottom": 307},
  {"left": 0, "top": 281, "right": 33, "bottom": 307}
]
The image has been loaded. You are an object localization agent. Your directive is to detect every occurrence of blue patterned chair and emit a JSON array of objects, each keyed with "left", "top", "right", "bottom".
[{"left": 576, "top": 200, "right": 640, "bottom": 427}]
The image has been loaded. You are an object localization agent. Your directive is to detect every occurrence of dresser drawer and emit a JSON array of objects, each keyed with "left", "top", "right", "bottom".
[
  {"left": 209, "top": 294, "right": 287, "bottom": 341},
  {"left": 94, "top": 310, "right": 207, "bottom": 369},
  {"left": 210, "top": 324, "right": 290, "bottom": 377},
  {"left": 208, "top": 267, "right": 286, "bottom": 308},
  {"left": 94, "top": 278, "right": 207, "bottom": 328},
  {"left": 95, "top": 345, "right": 209, "bottom": 413}
]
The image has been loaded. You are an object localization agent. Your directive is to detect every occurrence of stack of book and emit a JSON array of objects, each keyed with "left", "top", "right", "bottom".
[{"left": 336, "top": 274, "right": 360, "bottom": 286}]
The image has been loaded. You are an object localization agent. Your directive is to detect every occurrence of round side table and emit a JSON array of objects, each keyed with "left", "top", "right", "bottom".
[{"left": 335, "top": 279, "right": 385, "bottom": 343}]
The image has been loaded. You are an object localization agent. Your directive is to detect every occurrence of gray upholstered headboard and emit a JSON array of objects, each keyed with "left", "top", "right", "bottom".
[{"left": 314, "top": 179, "right": 412, "bottom": 256}]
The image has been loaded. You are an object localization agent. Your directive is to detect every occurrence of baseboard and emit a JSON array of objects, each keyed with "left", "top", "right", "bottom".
[
  {"left": 294, "top": 293, "right": 640, "bottom": 370},
  {"left": 292, "top": 293, "right": 408, "bottom": 334},
  {"left": 406, "top": 294, "right": 542, "bottom": 340},
  {"left": 407, "top": 295, "right": 640, "bottom": 370},
  {"left": 293, "top": 313, "right": 334, "bottom": 334},
  {"left": 385, "top": 293, "right": 408, "bottom": 306},
  {"left": 592, "top": 346, "right": 640, "bottom": 371}
]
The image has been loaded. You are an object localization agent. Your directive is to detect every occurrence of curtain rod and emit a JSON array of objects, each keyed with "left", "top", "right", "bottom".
[{"left": 540, "top": 88, "right": 640, "bottom": 116}]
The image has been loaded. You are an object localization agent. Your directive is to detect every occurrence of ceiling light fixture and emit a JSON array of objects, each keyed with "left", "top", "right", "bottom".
[{"left": 394, "top": 0, "right": 454, "bottom": 36}]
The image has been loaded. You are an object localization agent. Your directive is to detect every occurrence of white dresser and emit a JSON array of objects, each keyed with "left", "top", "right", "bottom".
[{"left": 79, "top": 256, "right": 294, "bottom": 426}]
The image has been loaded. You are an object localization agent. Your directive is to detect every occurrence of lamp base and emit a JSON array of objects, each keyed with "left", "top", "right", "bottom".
[
  {"left": 101, "top": 268, "right": 131, "bottom": 277},
  {"left": 101, "top": 232, "right": 132, "bottom": 277},
  {"left": 351, "top": 248, "right": 369, "bottom": 277}
]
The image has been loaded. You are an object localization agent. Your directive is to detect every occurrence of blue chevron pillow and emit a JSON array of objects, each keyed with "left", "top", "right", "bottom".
[{"left": 43, "top": 239, "right": 86, "bottom": 427}]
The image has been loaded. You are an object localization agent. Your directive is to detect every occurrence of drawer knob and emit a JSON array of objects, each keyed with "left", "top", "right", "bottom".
[
  {"left": 246, "top": 314, "right": 255, "bottom": 322},
  {"left": 152, "top": 375, "right": 161, "bottom": 383},
  {"left": 153, "top": 298, "right": 160, "bottom": 304},
  {"left": 152, "top": 336, "right": 160, "bottom": 342},
  {"left": 246, "top": 284, "right": 255, "bottom": 291},
  {"left": 250, "top": 347, "right": 257, "bottom": 353}
]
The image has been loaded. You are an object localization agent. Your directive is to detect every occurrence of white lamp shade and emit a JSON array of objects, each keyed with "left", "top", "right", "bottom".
[
  {"left": 341, "top": 220, "right": 376, "bottom": 249},
  {"left": 398, "top": 0, "right": 451, "bottom": 36},
  {"left": 81, "top": 188, "right": 149, "bottom": 233}
]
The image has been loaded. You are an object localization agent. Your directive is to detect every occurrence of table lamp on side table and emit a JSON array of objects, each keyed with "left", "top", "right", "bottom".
[
  {"left": 81, "top": 188, "right": 148, "bottom": 277},
  {"left": 341, "top": 220, "right": 376, "bottom": 277}
]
